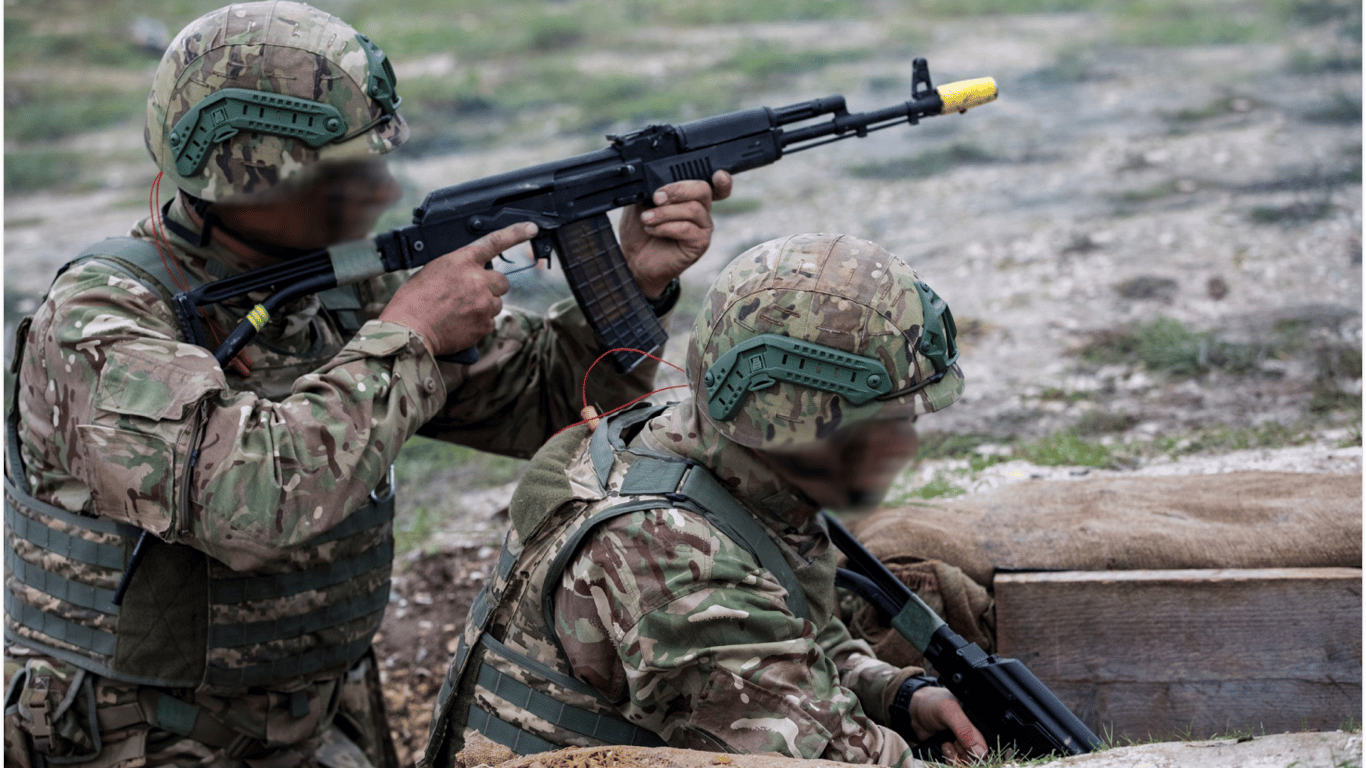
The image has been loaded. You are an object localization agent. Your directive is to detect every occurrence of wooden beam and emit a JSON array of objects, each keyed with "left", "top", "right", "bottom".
[{"left": 993, "top": 568, "right": 1362, "bottom": 741}]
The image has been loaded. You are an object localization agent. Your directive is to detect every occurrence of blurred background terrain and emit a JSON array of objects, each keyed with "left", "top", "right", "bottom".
[{"left": 4, "top": 0, "right": 1361, "bottom": 761}]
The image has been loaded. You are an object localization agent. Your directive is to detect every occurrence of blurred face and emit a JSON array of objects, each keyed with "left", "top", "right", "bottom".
[
  {"left": 210, "top": 158, "right": 403, "bottom": 253},
  {"left": 758, "top": 416, "right": 920, "bottom": 511}
]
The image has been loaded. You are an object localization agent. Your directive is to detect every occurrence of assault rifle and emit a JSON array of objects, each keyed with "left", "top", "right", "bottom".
[
  {"left": 824, "top": 512, "right": 1103, "bottom": 760},
  {"left": 112, "top": 60, "right": 994, "bottom": 607},
  {"left": 171, "top": 58, "right": 996, "bottom": 373}
]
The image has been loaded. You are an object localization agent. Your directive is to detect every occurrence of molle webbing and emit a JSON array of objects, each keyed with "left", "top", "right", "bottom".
[
  {"left": 5, "top": 469, "right": 396, "bottom": 689},
  {"left": 472, "top": 633, "right": 667, "bottom": 754},
  {"left": 5, "top": 235, "right": 389, "bottom": 691},
  {"left": 585, "top": 405, "right": 811, "bottom": 622},
  {"left": 4, "top": 476, "right": 135, "bottom": 664},
  {"left": 201, "top": 495, "right": 395, "bottom": 690},
  {"left": 442, "top": 404, "right": 811, "bottom": 760}
]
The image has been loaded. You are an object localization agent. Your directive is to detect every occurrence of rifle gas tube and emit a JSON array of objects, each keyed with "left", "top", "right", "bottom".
[
  {"left": 824, "top": 512, "right": 1103, "bottom": 760},
  {"left": 175, "top": 58, "right": 997, "bottom": 373}
]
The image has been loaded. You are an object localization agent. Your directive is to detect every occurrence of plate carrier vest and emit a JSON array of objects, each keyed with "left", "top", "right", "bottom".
[
  {"left": 420, "top": 402, "right": 824, "bottom": 767},
  {"left": 4, "top": 236, "right": 396, "bottom": 695}
]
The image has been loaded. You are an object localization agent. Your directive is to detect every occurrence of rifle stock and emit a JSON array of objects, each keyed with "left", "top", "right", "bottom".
[{"left": 824, "top": 512, "right": 1102, "bottom": 760}]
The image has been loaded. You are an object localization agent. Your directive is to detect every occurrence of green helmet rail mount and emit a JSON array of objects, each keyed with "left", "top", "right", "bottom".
[
  {"left": 914, "top": 280, "right": 959, "bottom": 374},
  {"left": 704, "top": 333, "right": 895, "bottom": 421},
  {"left": 356, "top": 33, "right": 402, "bottom": 114},
  {"left": 702, "top": 280, "right": 960, "bottom": 422},
  {"left": 169, "top": 87, "right": 349, "bottom": 176}
]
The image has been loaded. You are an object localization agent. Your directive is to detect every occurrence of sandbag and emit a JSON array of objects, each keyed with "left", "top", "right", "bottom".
[
  {"left": 851, "top": 471, "right": 1362, "bottom": 587},
  {"left": 841, "top": 558, "right": 995, "bottom": 669},
  {"left": 452, "top": 738, "right": 871, "bottom": 768}
]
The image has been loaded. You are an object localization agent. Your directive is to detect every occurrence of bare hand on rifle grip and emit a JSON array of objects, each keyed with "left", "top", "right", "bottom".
[
  {"left": 379, "top": 222, "right": 538, "bottom": 356},
  {"left": 912, "top": 686, "right": 990, "bottom": 765}
]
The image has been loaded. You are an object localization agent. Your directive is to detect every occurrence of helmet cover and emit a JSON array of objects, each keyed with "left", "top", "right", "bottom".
[
  {"left": 687, "top": 233, "right": 964, "bottom": 450},
  {"left": 146, "top": 0, "right": 409, "bottom": 202}
]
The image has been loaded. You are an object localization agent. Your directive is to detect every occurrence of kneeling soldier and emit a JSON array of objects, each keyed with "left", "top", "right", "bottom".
[{"left": 423, "top": 233, "right": 989, "bottom": 767}]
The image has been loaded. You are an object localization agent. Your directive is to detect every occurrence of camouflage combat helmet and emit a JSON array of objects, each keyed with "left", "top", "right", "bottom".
[
  {"left": 687, "top": 233, "right": 964, "bottom": 450},
  {"left": 145, "top": 0, "right": 409, "bottom": 202}
]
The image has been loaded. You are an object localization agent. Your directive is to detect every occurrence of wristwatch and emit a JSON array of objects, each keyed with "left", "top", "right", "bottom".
[
  {"left": 646, "top": 278, "right": 681, "bottom": 316},
  {"left": 889, "top": 674, "right": 941, "bottom": 741}
]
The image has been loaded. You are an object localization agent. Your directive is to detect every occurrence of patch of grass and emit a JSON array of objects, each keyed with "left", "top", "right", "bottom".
[
  {"left": 4, "top": 86, "right": 144, "bottom": 143},
  {"left": 1305, "top": 91, "right": 1364, "bottom": 125},
  {"left": 1112, "top": 179, "right": 1195, "bottom": 209},
  {"left": 919, "top": 0, "right": 1102, "bottom": 14},
  {"left": 1287, "top": 48, "right": 1363, "bottom": 74},
  {"left": 1283, "top": 0, "right": 1362, "bottom": 27},
  {"left": 619, "top": 0, "right": 868, "bottom": 25},
  {"left": 1111, "top": 0, "right": 1281, "bottom": 46},
  {"left": 394, "top": 505, "right": 438, "bottom": 555},
  {"left": 394, "top": 436, "right": 527, "bottom": 492},
  {"left": 847, "top": 143, "right": 996, "bottom": 180},
  {"left": 1307, "top": 339, "right": 1363, "bottom": 415},
  {"left": 1036, "top": 387, "right": 1093, "bottom": 404},
  {"left": 1074, "top": 409, "right": 1140, "bottom": 436},
  {"left": 1075, "top": 317, "right": 1269, "bottom": 378},
  {"left": 1248, "top": 200, "right": 1338, "bottom": 224},
  {"left": 4, "top": 150, "right": 89, "bottom": 192},
  {"left": 916, "top": 431, "right": 1001, "bottom": 461},
  {"left": 1031, "top": 47, "right": 1104, "bottom": 84},
  {"left": 1149, "top": 421, "right": 1319, "bottom": 457},
  {"left": 896, "top": 473, "right": 968, "bottom": 501},
  {"left": 1171, "top": 94, "right": 1260, "bottom": 123},
  {"left": 712, "top": 197, "right": 764, "bottom": 216},
  {"left": 722, "top": 43, "right": 872, "bottom": 87},
  {"left": 1016, "top": 430, "right": 1116, "bottom": 467}
]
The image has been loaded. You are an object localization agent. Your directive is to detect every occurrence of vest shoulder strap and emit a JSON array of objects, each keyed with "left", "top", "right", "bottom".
[{"left": 579, "top": 403, "right": 811, "bottom": 621}]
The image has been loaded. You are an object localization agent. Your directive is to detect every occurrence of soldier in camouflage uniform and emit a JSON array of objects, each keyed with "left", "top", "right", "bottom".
[
  {"left": 3, "top": 2, "right": 731, "bottom": 767},
  {"left": 422, "top": 233, "right": 990, "bottom": 768}
]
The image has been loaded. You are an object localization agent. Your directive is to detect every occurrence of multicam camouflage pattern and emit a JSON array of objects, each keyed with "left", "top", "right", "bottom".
[
  {"left": 429, "top": 399, "right": 927, "bottom": 767},
  {"left": 686, "top": 233, "right": 964, "bottom": 449},
  {"left": 8, "top": 191, "right": 659, "bottom": 764},
  {"left": 146, "top": 0, "right": 409, "bottom": 201},
  {"left": 5, "top": 643, "right": 381, "bottom": 768}
]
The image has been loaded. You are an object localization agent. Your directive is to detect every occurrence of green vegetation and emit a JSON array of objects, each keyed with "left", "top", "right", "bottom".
[
  {"left": 918, "top": 0, "right": 1102, "bottom": 13},
  {"left": 1076, "top": 316, "right": 1269, "bottom": 377},
  {"left": 895, "top": 473, "right": 968, "bottom": 501},
  {"left": 1287, "top": 47, "right": 1363, "bottom": 74},
  {"left": 6, "top": 0, "right": 1357, "bottom": 191},
  {"left": 712, "top": 197, "right": 765, "bottom": 216},
  {"left": 1248, "top": 200, "right": 1338, "bottom": 224},
  {"left": 1171, "top": 94, "right": 1261, "bottom": 123},
  {"left": 723, "top": 43, "right": 874, "bottom": 86},
  {"left": 848, "top": 143, "right": 997, "bottom": 180},
  {"left": 4, "top": 151, "right": 90, "bottom": 193},
  {"left": 1305, "top": 90, "right": 1364, "bottom": 125},
  {"left": 1111, "top": 0, "right": 1281, "bottom": 46},
  {"left": 393, "top": 435, "right": 527, "bottom": 492},
  {"left": 902, "top": 416, "right": 1357, "bottom": 503},
  {"left": 1031, "top": 47, "right": 1103, "bottom": 84}
]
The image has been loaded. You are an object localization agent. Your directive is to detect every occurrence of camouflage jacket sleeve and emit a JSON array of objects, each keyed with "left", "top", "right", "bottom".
[
  {"left": 415, "top": 296, "right": 662, "bottom": 458},
  {"left": 16, "top": 262, "right": 448, "bottom": 571},
  {"left": 552, "top": 507, "right": 921, "bottom": 767}
]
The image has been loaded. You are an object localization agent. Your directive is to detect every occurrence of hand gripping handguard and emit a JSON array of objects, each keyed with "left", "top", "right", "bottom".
[{"left": 824, "top": 512, "right": 1103, "bottom": 760}]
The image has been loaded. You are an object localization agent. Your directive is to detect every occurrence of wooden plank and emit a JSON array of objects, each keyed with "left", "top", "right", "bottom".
[{"left": 993, "top": 568, "right": 1362, "bottom": 741}]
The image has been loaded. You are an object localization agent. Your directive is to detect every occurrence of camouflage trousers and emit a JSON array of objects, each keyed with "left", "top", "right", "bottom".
[{"left": 4, "top": 647, "right": 397, "bottom": 768}]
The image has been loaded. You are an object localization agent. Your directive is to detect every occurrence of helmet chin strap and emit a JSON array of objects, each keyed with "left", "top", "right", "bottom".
[{"left": 165, "top": 192, "right": 320, "bottom": 261}]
